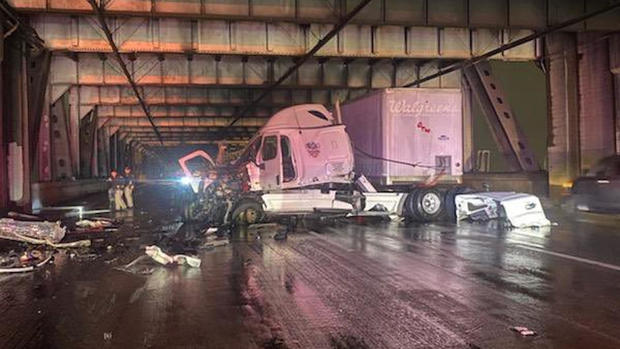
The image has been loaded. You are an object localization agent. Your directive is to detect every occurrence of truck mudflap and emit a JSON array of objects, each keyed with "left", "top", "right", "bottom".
[{"left": 454, "top": 192, "right": 550, "bottom": 228}]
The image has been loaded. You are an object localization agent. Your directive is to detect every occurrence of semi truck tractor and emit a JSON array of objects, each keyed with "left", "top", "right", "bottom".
[{"left": 177, "top": 89, "right": 550, "bottom": 228}]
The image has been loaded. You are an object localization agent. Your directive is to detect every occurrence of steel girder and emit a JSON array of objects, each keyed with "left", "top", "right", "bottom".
[
  {"left": 140, "top": 140, "right": 249, "bottom": 146},
  {"left": 120, "top": 126, "right": 259, "bottom": 133},
  {"left": 32, "top": 14, "right": 540, "bottom": 60},
  {"left": 100, "top": 117, "right": 265, "bottom": 128},
  {"left": 12, "top": 0, "right": 620, "bottom": 31},
  {"left": 50, "top": 53, "right": 464, "bottom": 89}
]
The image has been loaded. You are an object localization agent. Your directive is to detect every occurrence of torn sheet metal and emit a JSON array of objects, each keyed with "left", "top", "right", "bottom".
[
  {"left": 0, "top": 218, "right": 66, "bottom": 243},
  {"left": 455, "top": 192, "right": 550, "bottom": 228}
]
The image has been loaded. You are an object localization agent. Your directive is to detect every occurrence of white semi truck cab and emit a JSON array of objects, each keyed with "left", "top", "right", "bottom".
[{"left": 178, "top": 92, "right": 550, "bottom": 228}]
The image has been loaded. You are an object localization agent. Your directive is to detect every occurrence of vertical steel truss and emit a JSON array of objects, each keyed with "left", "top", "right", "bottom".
[
  {"left": 79, "top": 107, "right": 98, "bottom": 178},
  {"left": 464, "top": 61, "right": 539, "bottom": 172},
  {"left": 50, "top": 92, "right": 75, "bottom": 180}
]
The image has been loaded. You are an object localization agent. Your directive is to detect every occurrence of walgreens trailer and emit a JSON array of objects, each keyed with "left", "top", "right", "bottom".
[{"left": 341, "top": 88, "right": 463, "bottom": 186}]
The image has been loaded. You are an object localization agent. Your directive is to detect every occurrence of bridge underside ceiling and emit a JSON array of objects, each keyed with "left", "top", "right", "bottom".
[
  {"left": 14, "top": 0, "right": 620, "bottom": 150},
  {"left": 12, "top": 0, "right": 620, "bottom": 30}
]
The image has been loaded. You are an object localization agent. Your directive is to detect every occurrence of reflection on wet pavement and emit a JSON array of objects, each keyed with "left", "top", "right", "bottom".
[{"left": 2, "top": 185, "right": 620, "bottom": 348}]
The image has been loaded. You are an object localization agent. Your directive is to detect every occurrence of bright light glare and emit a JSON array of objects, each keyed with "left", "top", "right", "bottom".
[{"left": 180, "top": 176, "right": 193, "bottom": 185}]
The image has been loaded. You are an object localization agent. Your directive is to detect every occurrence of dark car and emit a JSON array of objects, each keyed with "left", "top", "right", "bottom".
[{"left": 569, "top": 155, "right": 620, "bottom": 213}]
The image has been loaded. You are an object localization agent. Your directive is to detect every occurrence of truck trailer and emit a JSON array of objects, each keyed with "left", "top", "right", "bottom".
[
  {"left": 176, "top": 89, "right": 550, "bottom": 228},
  {"left": 341, "top": 88, "right": 463, "bottom": 185}
]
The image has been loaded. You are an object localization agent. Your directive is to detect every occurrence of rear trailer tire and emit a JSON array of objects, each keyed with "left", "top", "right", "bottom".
[
  {"left": 405, "top": 187, "right": 445, "bottom": 222},
  {"left": 404, "top": 188, "right": 422, "bottom": 221},
  {"left": 444, "top": 186, "right": 474, "bottom": 223},
  {"left": 414, "top": 188, "right": 445, "bottom": 222},
  {"left": 232, "top": 200, "right": 265, "bottom": 226}
]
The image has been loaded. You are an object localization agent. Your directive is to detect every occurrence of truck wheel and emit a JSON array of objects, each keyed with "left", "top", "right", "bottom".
[
  {"left": 404, "top": 188, "right": 422, "bottom": 221},
  {"left": 182, "top": 200, "right": 201, "bottom": 222},
  {"left": 444, "top": 186, "right": 474, "bottom": 222},
  {"left": 411, "top": 187, "right": 445, "bottom": 222},
  {"left": 232, "top": 200, "right": 264, "bottom": 226}
]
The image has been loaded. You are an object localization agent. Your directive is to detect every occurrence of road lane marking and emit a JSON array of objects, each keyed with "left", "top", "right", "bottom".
[{"left": 514, "top": 243, "right": 620, "bottom": 272}]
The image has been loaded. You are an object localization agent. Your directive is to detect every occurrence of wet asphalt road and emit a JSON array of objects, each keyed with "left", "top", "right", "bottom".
[{"left": 1, "top": 185, "right": 620, "bottom": 348}]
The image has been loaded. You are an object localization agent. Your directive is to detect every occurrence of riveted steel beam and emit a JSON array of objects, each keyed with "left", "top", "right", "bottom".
[
  {"left": 11, "top": 0, "right": 620, "bottom": 31},
  {"left": 32, "top": 15, "right": 540, "bottom": 59},
  {"left": 403, "top": 1, "right": 620, "bottom": 87},
  {"left": 101, "top": 117, "right": 266, "bottom": 128}
]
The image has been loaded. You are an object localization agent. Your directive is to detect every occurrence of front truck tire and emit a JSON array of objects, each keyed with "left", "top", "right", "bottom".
[
  {"left": 182, "top": 198, "right": 203, "bottom": 222},
  {"left": 231, "top": 199, "right": 265, "bottom": 226}
]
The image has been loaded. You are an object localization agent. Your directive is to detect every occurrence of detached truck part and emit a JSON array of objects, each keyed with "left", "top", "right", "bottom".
[{"left": 177, "top": 91, "right": 550, "bottom": 227}]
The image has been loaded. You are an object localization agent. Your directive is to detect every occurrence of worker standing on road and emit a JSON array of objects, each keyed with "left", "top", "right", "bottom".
[
  {"left": 108, "top": 170, "right": 127, "bottom": 211},
  {"left": 123, "top": 166, "right": 135, "bottom": 209}
]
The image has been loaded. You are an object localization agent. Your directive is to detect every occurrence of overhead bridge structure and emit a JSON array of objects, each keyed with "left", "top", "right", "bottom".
[{"left": 0, "top": 0, "right": 619, "bottom": 208}]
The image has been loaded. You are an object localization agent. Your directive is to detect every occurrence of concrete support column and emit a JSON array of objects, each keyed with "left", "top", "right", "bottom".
[
  {"left": 577, "top": 33, "right": 615, "bottom": 172},
  {"left": 0, "top": 28, "right": 6, "bottom": 211},
  {"left": 19, "top": 45, "right": 31, "bottom": 207},
  {"left": 546, "top": 32, "right": 580, "bottom": 187},
  {"left": 610, "top": 34, "right": 620, "bottom": 153},
  {"left": 5, "top": 41, "right": 32, "bottom": 207},
  {"left": 92, "top": 126, "right": 99, "bottom": 178}
]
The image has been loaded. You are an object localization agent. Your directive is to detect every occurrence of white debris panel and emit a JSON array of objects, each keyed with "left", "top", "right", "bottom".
[{"left": 455, "top": 192, "right": 551, "bottom": 228}]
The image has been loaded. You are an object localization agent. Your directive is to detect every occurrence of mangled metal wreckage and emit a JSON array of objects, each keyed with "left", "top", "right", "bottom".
[{"left": 177, "top": 100, "right": 550, "bottom": 228}]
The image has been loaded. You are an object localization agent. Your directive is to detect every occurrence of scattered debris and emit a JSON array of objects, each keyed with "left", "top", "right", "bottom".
[
  {"left": 0, "top": 218, "right": 66, "bottom": 243},
  {"left": 103, "top": 332, "right": 112, "bottom": 341},
  {"left": 145, "top": 245, "right": 201, "bottom": 268},
  {"left": 273, "top": 231, "right": 288, "bottom": 241},
  {"left": 145, "top": 245, "right": 174, "bottom": 265},
  {"left": 71, "top": 253, "right": 98, "bottom": 262},
  {"left": 8, "top": 211, "right": 44, "bottom": 221},
  {"left": 75, "top": 219, "right": 113, "bottom": 229},
  {"left": 0, "top": 252, "right": 53, "bottom": 274},
  {"left": 104, "top": 257, "right": 119, "bottom": 264},
  {"left": 172, "top": 254, "right": 202, "bottom": 268},
  {"left": 203, "top": 227, "right": 218, "bottom": 235},
  {"left": 247, "top": 223, "right": 282, "bottom": 235},
  {"left": 511, "top": 326, "right": 537, "bottom": 337},
  {"left": 199, "top": 238, "right": 229, "bottom": 249}
]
